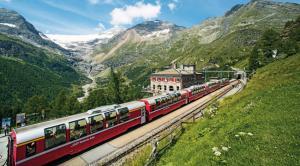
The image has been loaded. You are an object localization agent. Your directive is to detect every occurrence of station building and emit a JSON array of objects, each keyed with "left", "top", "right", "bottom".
[{"left": 150, "top": 64, "right": 204, "bottom": 95}]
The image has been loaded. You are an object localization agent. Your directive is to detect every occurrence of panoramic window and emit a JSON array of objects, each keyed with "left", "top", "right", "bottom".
[
  {"left": 69, "top": 119, "right": 87, "bottom": 141},
  {"left": 89, "top": 115, "right": 104, "bottom": 134},
  {"left": 105, "top": 111, "right": 118, "bottom": 127},
  {"left": 118, "top": 107, "right": 129, "bottom": 123},
  {"left": 26, "top": 142, "right": 36, "bottom": 157},
  {"left": 44, "top": 124, "right": 66, "bottom": 149}
]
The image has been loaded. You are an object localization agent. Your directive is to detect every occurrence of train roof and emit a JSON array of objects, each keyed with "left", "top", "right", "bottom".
[
  {"left": 141, "top": 91, "right": 181, "bottom": 105},
  {"left": 14, "top": 112, "right": 91, "bottom": 144},
  {"left": 13, "top": 102, "right": 146, "bottom": 144},
  {"left": 87, "top": 104, "right": 119, "bottom": 114},
  {"left": 121, "top": 101, "right": 145, "bottom": 110},
  {"left": 141, "top": 94, "right": 165, "bottom": 105}
]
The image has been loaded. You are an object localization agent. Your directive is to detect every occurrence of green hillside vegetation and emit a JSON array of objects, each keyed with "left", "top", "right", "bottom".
[
  {"left": 0, "top": 33, "right": 85, "bottom": 122},
  {"left": 156, "top": 53, "right": 300, "bottom": 165},
  {"left": 154, "top": 18, "right": 300, "bottom": 165},
  {"left": 98, "top": 1, "right": 300, "bottom": 88}
]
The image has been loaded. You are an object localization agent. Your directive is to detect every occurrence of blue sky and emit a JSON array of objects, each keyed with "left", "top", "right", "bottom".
[{"left": 0, "top": 0, "right": 299, "bottom": 35}]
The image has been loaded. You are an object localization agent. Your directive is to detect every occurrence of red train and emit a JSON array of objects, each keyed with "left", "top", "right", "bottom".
[{"left": 8, "top": 79, "right": 231, "bottom": 166}]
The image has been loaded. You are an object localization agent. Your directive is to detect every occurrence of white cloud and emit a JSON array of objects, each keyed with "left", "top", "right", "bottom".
[
  {"left": 88, "top": 0, "right": 114, "bottom": 5},
  {"left": 168, "top": 3, "right": 176, "bottom": 11},
  {"left": 110, "top": 1, "right": 161, "bottom": 26},
  {"left": 94, "top": 22, "right": 106, "bottom": 32},
  {"left": 1, "top": 0, "right": 11, "bottom": 2}
]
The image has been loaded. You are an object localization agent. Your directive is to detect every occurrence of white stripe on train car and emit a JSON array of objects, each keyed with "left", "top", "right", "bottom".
[{"left": 16, "top": 116, "right": 141, "bottom": 165}]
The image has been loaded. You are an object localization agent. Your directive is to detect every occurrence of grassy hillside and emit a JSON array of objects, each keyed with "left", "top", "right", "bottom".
[
  {"left": 156, "top": 54, "right": 300, "bottom": 165},
  {"left": 0, "top": 33, "right": 85, "bottom": 119}
]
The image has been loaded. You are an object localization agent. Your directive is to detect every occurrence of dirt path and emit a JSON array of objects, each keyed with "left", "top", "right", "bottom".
[{"left": 77, "top": 74, "right": 97, "bottom": 102}]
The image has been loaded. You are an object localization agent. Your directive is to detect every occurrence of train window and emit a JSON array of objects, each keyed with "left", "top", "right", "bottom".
[
  {"left": 44, "top": 124, "right": 66, "bottom": 150},
  {"left": 118, "top": 107, "right": 129, "bottom": 123},
  {"left": 89, "top": 115, "right": 104, "bottom": 134},
  {"left": 105, "top": 111, "right": 118, "bottom": 128},
  {"left": 69, "top": 119, "right": 87, "bottom": 141},
  {"left": 26, "top": 142, "right": 36, "bottom": 157}
]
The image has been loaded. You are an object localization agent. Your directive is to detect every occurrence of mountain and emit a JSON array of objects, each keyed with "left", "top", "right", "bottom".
[
  {"left": 87, "top": 20, "right": 185, "bottom": 76},
  {"left": 0, "top": 8, "right": 69, "bottom": 55},
  {"left": 0, "top": 32, "right": 85, "bottom": 119},
  {"left": 87, "top": 0, "right": 299, "bottom": 87}
]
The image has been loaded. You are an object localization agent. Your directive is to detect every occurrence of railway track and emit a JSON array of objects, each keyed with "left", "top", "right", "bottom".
[{"left": 61, "top": 81, "right": 241, "bottom": 166}]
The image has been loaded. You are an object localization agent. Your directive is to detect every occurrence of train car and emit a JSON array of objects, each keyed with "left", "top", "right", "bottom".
[
  {"left": 206, "top": 80, "right": 221, "bottom": 93},
  {"left": 140, "top": 91, "right": 187, "bottom": 121},
  {"left": 185, "top": 84, "right": 208, "bottom": 102},
  {"left": 7, "top": 79, "right": 234, "bottom": 166},
  {"left": 220, "top": 78, "right": 230, "bottom": 87},
  {"left": 8, "top": 102, "right": 146, "bottom": 166}
]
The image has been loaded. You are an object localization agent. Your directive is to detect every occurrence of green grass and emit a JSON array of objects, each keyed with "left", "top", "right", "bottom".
[
  {"left": 155, "top": 54, "right": 300, "bottom": 165},
  {"left": 123, "top": 144, "right": 152, "bottom": 166}
]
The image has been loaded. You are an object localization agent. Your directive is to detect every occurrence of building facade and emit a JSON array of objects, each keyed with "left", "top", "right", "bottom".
[{"left": 150, "top": 64, "right": 204, "bottom": 95}]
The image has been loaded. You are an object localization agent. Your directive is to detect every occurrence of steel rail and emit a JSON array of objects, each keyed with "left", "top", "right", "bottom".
[{"left": 93, "top": 81, "right": 240, "bottom": 166}]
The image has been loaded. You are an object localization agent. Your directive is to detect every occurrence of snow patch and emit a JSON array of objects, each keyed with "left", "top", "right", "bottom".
[
  {"left": 144, "top": 28, "right": 170, "bottom": 38},
  {"left": 39, "top": 32, "right": 51, "bottom": 41},
  {"left": 46, "top": 28, "right": 123, "bottom": 45},
  {"left": 0, "top": 23, "right": 17, "bottom": 28}
]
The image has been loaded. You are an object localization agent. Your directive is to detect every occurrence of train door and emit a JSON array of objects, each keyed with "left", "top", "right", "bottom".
[
  {"left": 141, "top": 108, "right": 146, "bottom": 124},
  {"left": 7, "top": 136, "right": 14, "bottom": 166}
]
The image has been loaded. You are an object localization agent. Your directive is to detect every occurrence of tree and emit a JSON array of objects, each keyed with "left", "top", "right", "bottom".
[
  {"left": 108, "top": 67, "right": 123, "bottom": 103},
  {"left": 50, "top": 90, "right": 68, "bottom": 117},
  {"left": 248, "top": 46, "right": 260, "bottom": 71},
  {"left": 259, "top": 29, "right": 280, "bottom": 59},
  {"left": 63, "top": 95, "right": 82, "bottom": 115},
  {"left": 84, "top": 88, "right": 113, "bottom": 110},
  {"left": 23, "top": 95, "right": 48, "bottom": 121}
]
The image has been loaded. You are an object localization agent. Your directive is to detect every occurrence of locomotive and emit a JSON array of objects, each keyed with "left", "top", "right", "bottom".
[{"left": 8, "top": 79, "right": 231, "bottom": 166}]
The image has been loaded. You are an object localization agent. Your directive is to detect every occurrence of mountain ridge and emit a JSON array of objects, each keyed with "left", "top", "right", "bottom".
[
  {"left": 0, "top": 8, "right": 69, "bottom": 55},
  {"left": 94, "top": 0, "right": 299, "bottom": 87}
]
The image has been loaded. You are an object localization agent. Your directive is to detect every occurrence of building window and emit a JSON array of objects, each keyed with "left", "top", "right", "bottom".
[
  {"left": 164, "top": 85, "right": 167, "bottom": 90},
  {"left": 153, "top": 85, "right": 155, "bottom": 90},
  {"left": 44, "top": 124, "right": 66, "bottom": 150},
  {"left": 169, "top": 86, "right": 174, "bottom": 91},
  {"left": 26, "top": 142, "right": 36, "bottom": 157},
  {"left": 158, "top": 85, "right": 162, "bottom": 90},
  {"left": 177, "top": 86, "right": 180, "bottom": 91},
  {"left": 69, "top": 119, "right": 87, "bottom": 141}
]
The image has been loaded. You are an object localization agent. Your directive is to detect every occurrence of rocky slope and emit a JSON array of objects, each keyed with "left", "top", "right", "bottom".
[{"left": 86, "top": 20, "right": 184, "bottom": 77}]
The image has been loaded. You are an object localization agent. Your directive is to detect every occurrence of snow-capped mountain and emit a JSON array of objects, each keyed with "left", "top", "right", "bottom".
[
  {"left": 46, "top": 28, "right": 124, "bottom": 56},
  {"left": 0, "top": 8, "right": 68, "bottom": 54}
]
